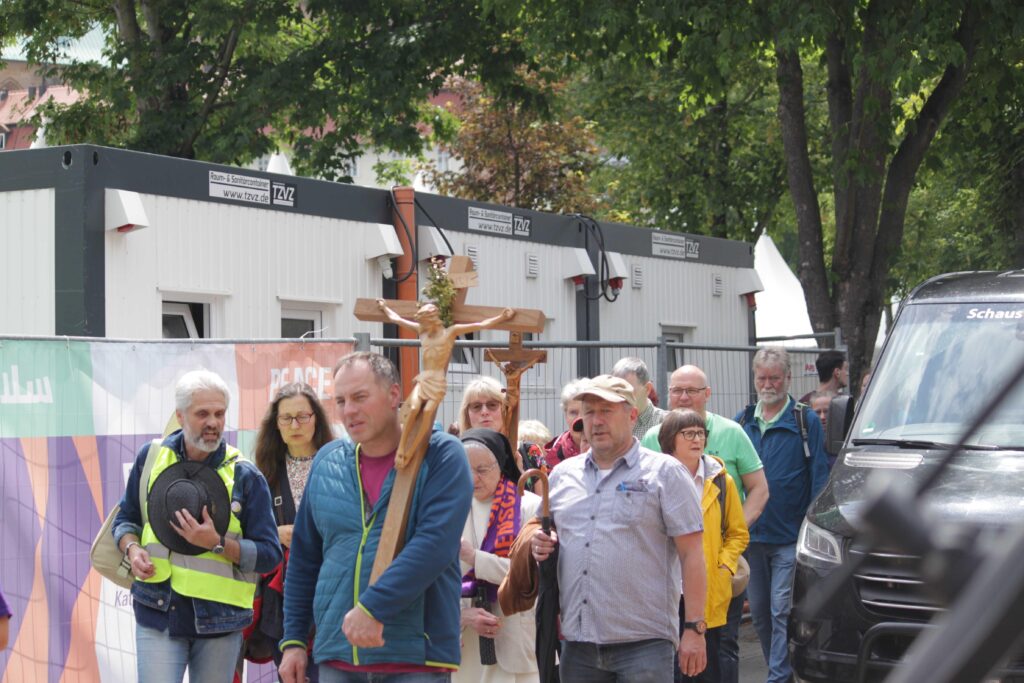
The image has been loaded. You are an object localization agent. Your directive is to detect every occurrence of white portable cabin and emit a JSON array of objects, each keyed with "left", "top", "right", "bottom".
[{"left": 0, "top": 145, "right": 762, "bottom": 423}]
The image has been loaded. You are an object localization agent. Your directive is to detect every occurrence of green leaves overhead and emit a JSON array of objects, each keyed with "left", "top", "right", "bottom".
[{"left": 3, "top": 0, "right": 529, "bottom": 174}]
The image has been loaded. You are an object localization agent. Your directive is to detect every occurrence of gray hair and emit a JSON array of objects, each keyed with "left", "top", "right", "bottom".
[
  {"left": 560, "top": 378, "right": 587, "bottom": 411},
  {"left": 175, "top": 370, "right": 230, "bottom": 412},
  {"left": 334, "top": 351, "right": 400, "bottom": 387},
  {"left": 518, "top": 419, "right": 552, "bottom": 445},
  {"left": 612, "top": 357, "right": 651, "bottom": 385},
  {"left": 752, "top": 346, "right": 791, "bottom": 375}
]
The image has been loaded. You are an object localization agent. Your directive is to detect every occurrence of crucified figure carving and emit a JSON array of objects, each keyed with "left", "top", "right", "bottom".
[{"left": 376, "top": 300, "right": 515, "bottom": 467}]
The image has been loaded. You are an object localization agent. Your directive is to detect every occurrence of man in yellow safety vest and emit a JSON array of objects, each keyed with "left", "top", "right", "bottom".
[{"left": 113, "top": 369, "right": 282, "bottom": 683}]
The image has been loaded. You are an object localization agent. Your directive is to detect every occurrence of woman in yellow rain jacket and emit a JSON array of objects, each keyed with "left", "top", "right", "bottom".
[{"left": 660, "top": 408, "right": 749, "bottom": 683}]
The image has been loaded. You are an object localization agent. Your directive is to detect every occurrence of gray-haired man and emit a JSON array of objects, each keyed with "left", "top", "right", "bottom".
[
  {"left": 612, "top": 357, "right": 667, "bottom": 439},
  {"left": 113, "top": 369, "right": 281, "bottom": 683},
  {"left": 736, "top": 348, "right": 829, "bottom": 683}
]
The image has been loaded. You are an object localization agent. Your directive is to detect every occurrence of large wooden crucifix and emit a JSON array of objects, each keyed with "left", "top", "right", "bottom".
[
  {"left": 353, "top": 255, "right": 545, "bottom": 582},
  {"left": 485, "top": 332, "right": 547, "bottom": 452}
]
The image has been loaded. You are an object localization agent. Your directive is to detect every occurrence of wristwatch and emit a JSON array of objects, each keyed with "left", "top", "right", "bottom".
[
  {"left": 211, "top": 534, "right": 225, "bottom": 555},
  {"left": 683, "top": 619, "right": 708, "bottom": 635}
]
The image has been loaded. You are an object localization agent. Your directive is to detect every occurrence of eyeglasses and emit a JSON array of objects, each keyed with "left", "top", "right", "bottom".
[
  {"left": 278, "top": 412, "right": 314, "bottom": 427},
  {"left": 468, "top": 401, "right": 502, "bottom": 413},
  {"left": 668, "top": 387, "right": 707, "bottom": 397},
  {"left": 677, "top": 429, "right": 707, "bottom": 441},
  {"left": 471, "top": 463, "right": 498, "bottom": 477}
]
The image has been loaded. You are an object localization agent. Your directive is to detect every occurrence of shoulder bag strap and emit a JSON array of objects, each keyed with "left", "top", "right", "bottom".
[
  {"left": 717, "top": 471, "right": 728, "bottom": 538},
  {"left": 279, "top": 471, "right": 297, "bottom": 526},
  {"left": 792, "top": 403, "right": 811, "bottom": 460},
  {"left": 138, "top": 438, "right": 163, "bottom": 528},
  {"left": 739, "top": 404, "right": 755, "bottom": 427}
]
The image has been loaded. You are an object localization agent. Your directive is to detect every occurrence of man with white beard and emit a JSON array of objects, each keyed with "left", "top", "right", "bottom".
[
  {"left": 735, "top": 347, "right": 829, "bottom": 683},
  {"left": 112, "top": 369, "right": 281, "bottom": 683}
]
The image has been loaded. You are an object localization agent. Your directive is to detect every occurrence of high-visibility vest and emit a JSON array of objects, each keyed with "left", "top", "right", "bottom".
[{"left": 139, "top": 444, "right": 258, "bottom": 608}]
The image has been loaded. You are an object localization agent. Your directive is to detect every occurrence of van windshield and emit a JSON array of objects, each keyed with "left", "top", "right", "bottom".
[{"left": 852, "top": 302, "right": 1024, "bottom": 449}]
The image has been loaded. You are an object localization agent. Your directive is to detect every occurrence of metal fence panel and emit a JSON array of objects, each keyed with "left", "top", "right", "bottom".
[{"left": 368, "top": 337, "right": 845, "bottom": 439}]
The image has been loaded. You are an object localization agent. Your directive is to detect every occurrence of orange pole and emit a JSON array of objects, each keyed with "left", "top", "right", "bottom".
[{"left": 391, "top": 186, "right": 419, "bottom": 400}]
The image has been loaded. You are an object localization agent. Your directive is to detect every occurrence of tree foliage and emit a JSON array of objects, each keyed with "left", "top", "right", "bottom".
[
  {"left": 2, "top": 0, "right": 528, "bottom": 175},
  {"left": 574, "top": 54, "right": 786, "bottom": 241},
  {"left": 492, "top": 0, "right": 1024, "bottom": 386},
  {"left": 766, "top": 0, "right": 1024, "bottom": 385},
  {"left": 6, "top": 0, "right": 304, "bottom": 160},
  {"left": 423, "top": 74, "right": 602, "bottom": 214}
]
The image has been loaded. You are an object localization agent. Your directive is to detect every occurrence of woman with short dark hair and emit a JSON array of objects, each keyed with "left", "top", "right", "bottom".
[{"left": 660, "top": 409, "right": 749, "bottom": 683}]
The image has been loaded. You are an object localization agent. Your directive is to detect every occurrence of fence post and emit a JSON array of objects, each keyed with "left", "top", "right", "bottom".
[
  {"left": 833, "top": 326, "right": 845, "bottom": 351},
  {"left": 656, "top": 336, "right": 670, "bottom": 409},
  {"left": 354, "top": 332, "right": 371, "bottom": 352}
]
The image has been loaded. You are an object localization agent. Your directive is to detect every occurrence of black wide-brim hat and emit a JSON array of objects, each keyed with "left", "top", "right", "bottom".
[{"left": 148, "top": 461, "right": 231, "bottom": 556}]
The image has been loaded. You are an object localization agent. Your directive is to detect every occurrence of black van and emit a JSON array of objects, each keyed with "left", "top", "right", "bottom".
[{"left": 789, "top": 270, "right": 1024, "bottom": 682}]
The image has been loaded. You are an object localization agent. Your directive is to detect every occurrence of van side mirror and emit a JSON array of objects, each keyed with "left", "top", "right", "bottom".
[{"left": 826, "top": 395, "right": 856, "bottom": 457}]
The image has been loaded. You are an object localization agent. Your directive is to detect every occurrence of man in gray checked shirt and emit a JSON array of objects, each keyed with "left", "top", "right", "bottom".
[{"left": 532, "top": 375, "right": 708, "bottom": 682}]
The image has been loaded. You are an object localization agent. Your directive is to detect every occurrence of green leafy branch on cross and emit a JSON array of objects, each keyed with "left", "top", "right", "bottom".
[{"left": 420, "top": 257, "right": 457, "bottom": 327}]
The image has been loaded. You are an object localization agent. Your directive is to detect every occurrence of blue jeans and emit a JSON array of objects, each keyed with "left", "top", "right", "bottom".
[
  {"left": 718, "top": 589, "right": 746, "bottom": 683},
  {"left": 136, "top": 625, "right": 243, "bottom": 683},
  {"left": 561, "top": 638, "right": 675, "bottom": 682},
  {"left": 318, "top": 668, "right": 451, "bottom": 683},
  {"left": 746, "top": 542, "right": 796, "bottom": 683}
]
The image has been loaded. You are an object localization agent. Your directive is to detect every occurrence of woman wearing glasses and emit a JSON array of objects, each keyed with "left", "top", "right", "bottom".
[
  {"left": 255, "top": 382, "right": 334, "bottom": 545},
  {"left": 458, "top": 376, "right": 508, "bottom": 434},
  {"left": 245, "top": 382, "right": 333, "bottom": 680},
  {"left": 659, "top": 409, "right": 749, "bottom": 683},
  {"left": 456, "top": 428, "right": 541, "bottom": 683}
]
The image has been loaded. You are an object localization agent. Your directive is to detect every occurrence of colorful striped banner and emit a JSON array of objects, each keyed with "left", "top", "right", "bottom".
[{"left": 0, "top": 339, "right": 352, "bottom": 682}]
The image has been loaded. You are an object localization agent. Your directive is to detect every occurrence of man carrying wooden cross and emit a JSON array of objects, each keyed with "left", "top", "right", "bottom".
[
  {"left": 279, "top": 351, "right": 473, "bottom": 683},
  {"left": 282, "top": 257, "right": 543, "bottom": 683},
  {"left": 353, "top": 256, "right": 545, "bottom": 586}
]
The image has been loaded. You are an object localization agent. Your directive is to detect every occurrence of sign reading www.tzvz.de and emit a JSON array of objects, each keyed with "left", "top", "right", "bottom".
[{"left": 208, "top": 170, "right": 297, "bottom": 208}]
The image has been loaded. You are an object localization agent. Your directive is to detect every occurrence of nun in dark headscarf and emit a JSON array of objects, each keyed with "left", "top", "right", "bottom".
[{"left": 456, "top": 428, "right": 543, "bottom": 683}]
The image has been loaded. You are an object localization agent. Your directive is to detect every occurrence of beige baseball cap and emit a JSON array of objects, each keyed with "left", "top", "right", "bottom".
[{"left": 572, "top": 375, "right": 638, "bottom": 408}]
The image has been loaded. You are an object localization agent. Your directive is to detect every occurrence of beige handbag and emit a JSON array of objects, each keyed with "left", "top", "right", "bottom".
[
  {"left": 731, "top": 555, "right": 750, "bottom": 597},
  {"left": 90, "top": 439, "right": 161, "bottom": 588}
]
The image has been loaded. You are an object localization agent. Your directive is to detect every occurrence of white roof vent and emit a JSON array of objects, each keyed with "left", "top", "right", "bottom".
[
  {"left": 525, "top": 253, "right": 540, "bottom": 278},
  {"left": 711, "top": 273, "right": 724, "bottom": 297},
  {"left": 631, "top": 264, "right": 644, "bottom": 289},
  {"left": 465, "top": 244, "right": 480, "bottom": 270}
]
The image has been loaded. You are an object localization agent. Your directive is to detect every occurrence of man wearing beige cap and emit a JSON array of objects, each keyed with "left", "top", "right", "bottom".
[{"left": 532, "top": 375, "right": 708, "bottom": 681}]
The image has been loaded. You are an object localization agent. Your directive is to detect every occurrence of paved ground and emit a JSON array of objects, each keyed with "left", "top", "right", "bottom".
[{"left": 739, "top": 618, "right": 769, "bottom": 683}]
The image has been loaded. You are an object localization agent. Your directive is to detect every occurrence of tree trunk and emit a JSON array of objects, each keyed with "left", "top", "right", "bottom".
[
  {"left": 708, "top": 98, "right": 730, "bottom": 239},
  {"left": 1012, "top": 157, "right": 1024, "bottom": 268},
  {"left": 773, "top": 44, "right": 834, "bottom": 334},
  {"left": 776, "top": 2, "right": 978, "bottom": 387}
]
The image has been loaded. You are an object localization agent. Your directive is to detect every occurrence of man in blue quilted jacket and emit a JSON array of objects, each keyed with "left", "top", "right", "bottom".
[{"left": 279, "top": 351, "right": 473, "bottom": 683}]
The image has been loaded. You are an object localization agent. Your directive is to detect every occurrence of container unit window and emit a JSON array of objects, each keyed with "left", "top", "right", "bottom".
[
  {"left": 281, "top": 308, "right": 323, "bottom": 339},
  {"left": 162, "top": 302, "right": 207, "bottom": 339},
  {"left": 450, "top": 332, "right": 480, "bottom": 374},
  {"left": 661, "top": 325, "right": 695, "bottom": 370}
]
